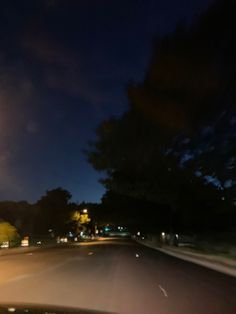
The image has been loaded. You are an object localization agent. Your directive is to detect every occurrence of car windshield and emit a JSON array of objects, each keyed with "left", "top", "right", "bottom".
[{"left": 1, "top": 1, "right": 236, "bottom": 314}]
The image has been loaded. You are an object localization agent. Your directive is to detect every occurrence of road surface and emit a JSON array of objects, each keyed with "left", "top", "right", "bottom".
[{"left": 0, "top": 238, "right": 236, "bottom": 314}]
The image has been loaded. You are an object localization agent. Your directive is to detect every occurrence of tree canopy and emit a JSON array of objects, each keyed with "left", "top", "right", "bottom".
[
  {"left": 36, "top": 187, "right": 74, "bottom": 234},
  {"left": 0, "top": 221, "right": 19, "bottom": 243},
  {"left": 87, "top": 0, "right": 236, "bottom": 232}
]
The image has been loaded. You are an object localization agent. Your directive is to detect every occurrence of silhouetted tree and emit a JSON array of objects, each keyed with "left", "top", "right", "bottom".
[
  {"left": 36, "top": 187, "right": 72, "bottom": 234},
  {"left": 87, "top": 0, "right": 236, "bottom": 233}
]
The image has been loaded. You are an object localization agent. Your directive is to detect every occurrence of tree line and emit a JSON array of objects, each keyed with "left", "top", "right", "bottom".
[{"left": 0, "top": 188, "right": 97, "bottom": 237}]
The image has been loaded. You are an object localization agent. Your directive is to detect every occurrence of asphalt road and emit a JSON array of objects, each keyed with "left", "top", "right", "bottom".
[{"left": 0, "top": 238, "right": 236, "bottom": 314}]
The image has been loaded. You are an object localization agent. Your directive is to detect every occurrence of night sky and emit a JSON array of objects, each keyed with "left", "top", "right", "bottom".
[{"left": 0, "top": 0, "right": 213, "bottom": 203}]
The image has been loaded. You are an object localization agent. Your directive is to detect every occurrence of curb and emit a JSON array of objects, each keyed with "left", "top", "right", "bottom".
[
  {"left": 0, "top": 244, "right": 62, "bottom": 257},
  {"left": 138, "top": 241, "right": 236, "bottom": 278},
  {"left": 0, "top": 246, "right": 40, "bottom": 257}
]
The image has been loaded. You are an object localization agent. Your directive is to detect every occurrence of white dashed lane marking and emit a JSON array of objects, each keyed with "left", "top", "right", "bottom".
[{"left": 158, "top": 284, "right": 168, "bottom": 297}]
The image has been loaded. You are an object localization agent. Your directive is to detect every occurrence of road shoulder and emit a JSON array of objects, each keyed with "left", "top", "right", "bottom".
[{"left": 138, "top": 240, "right": 236, "bottom": 278}]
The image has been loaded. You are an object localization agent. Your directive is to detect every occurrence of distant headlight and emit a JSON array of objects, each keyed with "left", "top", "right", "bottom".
[
  {"left": 60, "top": 237, "right": 68, "bottom": 243},
  {"left": 21, "top": 239, "right": 29, "bottom": 247},
  {"left": 0, "top": 241, "right": 9, "bottom": 248}
]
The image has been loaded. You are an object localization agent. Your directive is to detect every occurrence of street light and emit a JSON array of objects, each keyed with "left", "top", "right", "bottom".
[{"left": 82, "top": 208, "right": 88, "bottom": 213}]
